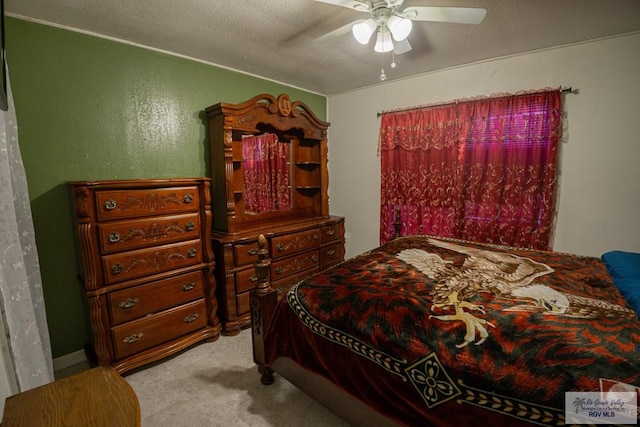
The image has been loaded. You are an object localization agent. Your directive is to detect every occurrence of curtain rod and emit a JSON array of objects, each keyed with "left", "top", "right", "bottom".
[{"left": 376, "top": 86, "right": 577, "bottom": 118}]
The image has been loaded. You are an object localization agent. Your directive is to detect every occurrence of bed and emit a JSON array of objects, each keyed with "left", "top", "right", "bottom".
[{"left": 249, "top": 233, "right": 640, "bottom": 426}]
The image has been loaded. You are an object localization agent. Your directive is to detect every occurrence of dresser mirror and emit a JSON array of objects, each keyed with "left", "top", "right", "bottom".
[
  {"left": 206, "top": 93, "right": 330, "bottom": 233},
  {"left": 241, "top": 132, "right": 291, "bottom": 214}
]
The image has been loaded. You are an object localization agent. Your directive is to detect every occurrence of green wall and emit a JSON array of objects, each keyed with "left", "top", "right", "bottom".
[{"left": 6, "top": 17, "right": 326, "bottom": 358}]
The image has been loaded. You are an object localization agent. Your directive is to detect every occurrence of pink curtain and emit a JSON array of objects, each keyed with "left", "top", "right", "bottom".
[
  {"left": 379, "top": 89, "right": 562, "bottom": 249},
  {"left": 242, "top": 133, "right": 290, "bottom": 213}
]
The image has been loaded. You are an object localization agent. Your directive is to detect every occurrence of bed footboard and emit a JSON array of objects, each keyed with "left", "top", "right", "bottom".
[
  {"left": 249, "top": 234, "right": 278, "bottom": 385},
  {"left": 251, "top": 206, "right": 400, "bottom": 386}
]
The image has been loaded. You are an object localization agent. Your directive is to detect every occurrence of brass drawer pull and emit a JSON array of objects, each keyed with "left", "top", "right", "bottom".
[
  {"left": 313, "top": 233, "right": 320, "bottom": 240},
  {"left": 312, "top": 255, "right": 319, "bottom": 262},
  {"left": 123, "top": 332, "right": 143, "bottom": 344},
  {"left": 185, "top": 221, "right": 195, "bottom": 231},
  {"left": 247, "top": 248, "right": 259, "bottom": 256},
  {"left": 111, "top": 263, "right": 123, "bottom": 275},
  {"left": 183, "top": 194, "right": 193, "bottom": 204},
  {"left": 108, "top": 232, "right": 121, "bottom": 243},
  {"left": 326, "top": 249, "right": 336, "bottom": 255},
  {"left": 187, "top": 248, "right": 197, "bottom": 258},
  {"left": 104, "top": 199, "right": 117, "bottom": 210},
  {"left": 326, "top": 229, "right": 335, "bottom": 236},
  {"left": 184, "top": 313, "right": 200, "bottom": 323},
  {"left": 118, "top": 298, "right": 139, "bottom": 309},
  {"left": 249, "top": 275, "right": 258, "bottom": 282},
  {"left": 275, "top": 267, "right": 283, "bottom": 274},
  {"left": 182, "top": 282, "right": 196, "bottom": 291},
  {"left": 276, "top": 243, "right": 285, "bottom": 251}
]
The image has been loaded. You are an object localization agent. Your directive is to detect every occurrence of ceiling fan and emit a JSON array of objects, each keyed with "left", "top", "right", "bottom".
[{"left": 313, "top": 0, "right": 487, "bottom": 55}]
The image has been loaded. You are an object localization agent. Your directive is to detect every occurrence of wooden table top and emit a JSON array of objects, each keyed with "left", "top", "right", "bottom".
[{"left": 1, "top": 366, "right": 141, "bottom": 427}]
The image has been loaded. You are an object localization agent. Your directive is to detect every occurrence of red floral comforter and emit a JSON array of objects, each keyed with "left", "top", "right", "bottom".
[{"left": 264, "top": 236, "right": 640, "bottom": 426}]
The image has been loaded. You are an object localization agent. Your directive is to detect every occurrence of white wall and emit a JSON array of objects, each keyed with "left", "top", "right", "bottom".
[{"left": 327, "top": 32, "right": 640, "bottom": 259}]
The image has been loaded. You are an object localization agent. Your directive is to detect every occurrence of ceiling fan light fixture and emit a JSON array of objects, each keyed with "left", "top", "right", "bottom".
[
  {"left": 374, "top": 28, "right": 394, "bottom": 53},
  {"left": 352, "top": 18, "right": 377, "bottom": 45},
  {"left": 387, "top": 15, "right": 412, "bottom": 41}
]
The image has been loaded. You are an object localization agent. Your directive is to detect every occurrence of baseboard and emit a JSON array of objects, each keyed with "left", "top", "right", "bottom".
[{"left": 53, "top": 349, "right": 88, "bottom": 372}]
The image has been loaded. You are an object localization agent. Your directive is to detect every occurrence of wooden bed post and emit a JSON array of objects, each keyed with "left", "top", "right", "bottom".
[{"left": 250, "top": 234, "right": 278, "bottom": 385}]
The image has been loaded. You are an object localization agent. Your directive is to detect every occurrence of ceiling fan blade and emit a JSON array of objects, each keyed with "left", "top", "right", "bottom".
[
  {"left": 313, "top": 0, "right": 370, "bottom": 12},
  {"left": 313, "top": 19, "right": 363, "bottom": 43},
  {"left": 402, "top": 7, "right": 487, "bottom": 24},
  {"left": 394, "top": 38, "right": 412, "bottom": 55}
]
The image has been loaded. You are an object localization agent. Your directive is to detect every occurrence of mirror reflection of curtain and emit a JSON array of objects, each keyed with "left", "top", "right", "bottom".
[{"left": 242, "top": 133, "right": 290, "bottom": 213}]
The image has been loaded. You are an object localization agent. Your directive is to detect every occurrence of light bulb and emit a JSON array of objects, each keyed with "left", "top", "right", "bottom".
[
  {"left": 352, "top": 19, "right": 377, "bottom": 45},
  {"left": 374, "top": 28, "right": 394, "bottom": 53},
  {"left": 388, "top": 16, "right": 412, "bottom": 42}
]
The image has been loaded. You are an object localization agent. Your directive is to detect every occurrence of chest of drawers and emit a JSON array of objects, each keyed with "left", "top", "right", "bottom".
[
  {"left": 212, "top": 216, "right": 344, "bottom": 334},
  {"left": 69, "top": 178, "right": 221, "bottom": 374}
]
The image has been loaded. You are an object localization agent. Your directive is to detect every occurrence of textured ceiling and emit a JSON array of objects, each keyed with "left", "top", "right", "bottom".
[{"left": 6, "top": 0, "right": 640, "bottom": 95}]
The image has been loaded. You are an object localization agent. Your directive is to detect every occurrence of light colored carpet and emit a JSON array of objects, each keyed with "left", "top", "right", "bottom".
[{"left": 123, "top": 330, "right": 348, "bottom": 426}]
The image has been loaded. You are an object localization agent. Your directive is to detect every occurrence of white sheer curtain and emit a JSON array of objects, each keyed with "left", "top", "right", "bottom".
[{"left": 0, "top": 73, "right": 53, "bottom": 392}]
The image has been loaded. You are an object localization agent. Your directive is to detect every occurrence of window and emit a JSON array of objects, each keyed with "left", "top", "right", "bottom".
[{"left": 379, "top": 89, "right": 562, "bottom": 250}]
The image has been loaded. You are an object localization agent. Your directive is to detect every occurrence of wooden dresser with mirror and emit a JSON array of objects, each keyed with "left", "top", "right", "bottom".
[{"left": 205, "top": 93, "right": 345, "bottom": 334}]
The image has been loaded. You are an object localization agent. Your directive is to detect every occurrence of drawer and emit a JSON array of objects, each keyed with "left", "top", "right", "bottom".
[
  {"left": 320, "top": 223, "right": 341, "bottom": 243},
  {"left": 236, "top": 267, "right": 259, "bottom": 294},
  {"left": 95, "top": 186, "right": 199, "bottom": 221},
  {"left": 234, "top": 241, "right": 260, "bottom": 267},
  {"left": 272, "top": 267, "right": 319, "bottom": 297},
  {"left": 320, "top": 243, "right": 341, "bottom": 270},
  {"left": 236, "top": 266, "right": 319, "bottom": 317},
  {"left": 236, "top": 291, "right": 251, "bottom": 318},
  {"left": 108, "top": 270, "right": 205, "bottom": 325},
  {"left": 270, "top": 229, "right": 320, "bottom": 259},
  {"left": 98, "top": 213, "right": 200, "bottom": 254},
  {"left": 112, "top": 299, "right": 207, "bottom": 359},
  {"left": 271, "top": 250, "right": 319, "bottom": 281},
  {"left": 102, "top": 240, "right": 202, "bottom": 285}
]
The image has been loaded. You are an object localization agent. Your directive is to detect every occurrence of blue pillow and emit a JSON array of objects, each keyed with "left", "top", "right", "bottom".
[
  {"left": 602, "top": 251, "right": 640, "bottom": 279},
  {"left": 609, "top": 277, "right": 640, "bottom": 314}
]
